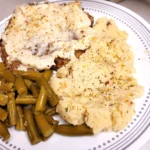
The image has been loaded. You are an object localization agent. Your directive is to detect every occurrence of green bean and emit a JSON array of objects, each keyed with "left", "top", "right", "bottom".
[
  {"left": 41, "top": 119, "right": 55, "bottom": 141},
  {"left": 45, "top": 115, "right": 59, "bottom": 125},
  {"left": 5, "top": 118, "right": 11, "bottom": 128},
  {"left": 14, "top": 70, "right": 42, "bottom": 80},
  {"left": 35, "top": 86, "right": 48, "bottom": 113},
  {"left": 0, "top": 107, "right": 8, "bottom": 121},
  {"left": 45, "top": 115, "right": 54, "bottom": 124},
  {"left": 15, "top": 75, "right": 28, "bottom": 95},
  {"left": 0, "top": 79, "right": 5, "bottom": 83},
  {"left": 55, "top": 124, "right": 94, "bottom": 136},
  {"left": 24, "top": 108, "right": 41, "bottom": 145},
  {"left": 0, "top": 81, "right": 14, "bottom": 92},
  {"left": 31, "top": 105, "right": 36, "bottom": 112},
  {"left": 30, "top": 84, "right": 39, "bottom": 98},
  {"left": 14, "top": 70, "right": 59, "bottom": 106},
  {"left": 24, "top": 79, "right": 39, "bottom": 98},
  {"left": 41, "top": 135, "right": 50, "bottom": 142},
  {"left": 43, "top": 70, "right": 52, "bottom": 81},
  {"left": 0, "top": 121, "right": 10, "bottom": 140},
  {"left": 16, "top": 95, "right": 37, "bottom": 105},
  {"left": 15, "top": 106, "right": 25, "bottom": 131},
  {"left": 7, "top": 93, "right": 17, "bottom": 126},
  {"left": 0, "top": 71, "right": 15, "bottom": 83},
  {"left": 24, "top": 79, "right": 32, "bottom": 88},
  {"left": 32, "top": 106, "right": 42, "bottom": 115},
  {"left": 0, "top": 62, "right": 6, "bottom": 72},
  {"left": 36, "top": 76, "right": 59, "bottom": 107},
  {"left": 34, "top": 113, "right": 54, "bottom": 137},
  {"left": 45, "top": 107, "right": 56, "bottom": 116},
  {"left": 52, "top": 121, "right": 59, "bottom": 131},
  {"left": 0, "top": 93, "right": 8, "bottom": 106}
]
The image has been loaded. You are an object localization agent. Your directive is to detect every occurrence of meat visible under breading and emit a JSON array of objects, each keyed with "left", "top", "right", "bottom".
[
  {"left": 0, "top": 40, "right": 21, "bottom": 71},
  {"left": 51, "top": 57, "right": 70, "bottom": 71},
  {"left": 51, "top": 49, "right": 87, "bottom": 71},
  {"left": 9, "top": 61, "right": 21, "bottom": 71},
  {"left": 0, "top": 37, "right": 87, "bottom": 71}
]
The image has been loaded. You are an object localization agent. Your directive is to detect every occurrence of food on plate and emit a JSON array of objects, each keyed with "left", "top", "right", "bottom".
[
  {"left": 55, "top": 124, "right": 93, "bottom": 136},
  {"left": 35, "top": 86, "right": 48, "bottom": 112},
  {"left": 0, "top": 62, "right": 6, "bottom": 71},
  {"left": 16, "top": 95, "right": 37, "bottom": 104},
  {"left": 45, "top": 107, "right": 56, "bottom": 116},
  {"left": 34, "top": 112, "right": 54, "bottom": 138},
  {"left": 0, "top": 0, "right": 144, "bottom": 145},
  {"left": 15, "top": 75, "right": 28, "bottom": 95},
  {"left": 0, "top": 107, "right": 8, "bottom": 121},
  {"left": 24, "top": 79, "right": 39, "bottom": 98},
  {"left": 15, "top": 105, "right": 26, "bottom": 131},
  {"left": 13, "top": 70, "right": 59, "bottom": 106},
  {"left": 45, "top": 115, "right": 58, "bottom": 125},
  {"left": 24, "top": 108, "right": 42, "bottom": 145},
  {"left": 51, "top": 17, "right": 144, "bottom": 133},
  {"left": 0, "top": 0, "right": 94, "bottom": 71},
  {"left": 43, "top": 70, "right": 53, "bottom": 81},
  {"left": 0, "top": 64, "right": 93, "bottom": 144},
  {"left": 0, "top": 93, "right": 8, "bottom": 106},
  {"left": 0, "top": 121, "right": 10, "bottom": 140},
  {"left": 7, "top": 92, "right": 17, "bottom": 126}
]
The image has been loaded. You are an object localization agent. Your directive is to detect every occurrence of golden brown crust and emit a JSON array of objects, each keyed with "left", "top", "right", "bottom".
[
  {"left": 51, "top": 57, "right": 70, "bottom": 71},
  {"left": 74, "top": 50, "right": 86, "bottom": 58},
  {"left": 85, "top": 12, "right": 94, "bottom": 27},
  {"left": 51, "top": 49, "right": 87, "bottom": 71},
  {"left": 0, "top": 40, "right": 21, "bottom": 71},
  {"left": 9, "top": 61, "right": 21, "bottom": 71},
  {"left": 0, "top": 40, "right": 8, "bottom": 64}
]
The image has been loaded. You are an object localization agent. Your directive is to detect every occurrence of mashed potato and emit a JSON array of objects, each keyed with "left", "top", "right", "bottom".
[{"left": 50, "top": 17, "right": 144, "bottom": 133}]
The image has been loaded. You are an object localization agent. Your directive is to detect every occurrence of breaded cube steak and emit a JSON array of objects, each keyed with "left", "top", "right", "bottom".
[{"left": 0, "top": 1, "right": 94, "bottom": 71}]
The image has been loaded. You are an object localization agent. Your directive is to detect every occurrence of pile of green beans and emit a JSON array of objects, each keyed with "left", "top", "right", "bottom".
[{"left": 0, "top": 62, "right": 93, "bottom": 145}]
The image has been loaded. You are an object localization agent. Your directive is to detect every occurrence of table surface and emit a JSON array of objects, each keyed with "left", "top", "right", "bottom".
[{"left": 0, "top": 0, "right": 150, "bottom": 150}]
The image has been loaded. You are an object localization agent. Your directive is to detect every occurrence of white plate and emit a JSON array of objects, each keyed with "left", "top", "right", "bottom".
[{"left": 0, "top": 0, "right": 150, "bottom": 150}]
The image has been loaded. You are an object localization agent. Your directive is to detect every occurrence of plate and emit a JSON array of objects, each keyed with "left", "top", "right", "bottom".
[{"left": 0, "top": 0, "right": 150, "bottom": 150}]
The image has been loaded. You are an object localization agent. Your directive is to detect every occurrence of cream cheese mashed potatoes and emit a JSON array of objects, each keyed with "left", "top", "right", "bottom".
[
  {"left": 2, "top": 1, "right": 94, "bottom": 70},
  {"left": 51, "top": 17, "right": 144, "bottom": 133}
]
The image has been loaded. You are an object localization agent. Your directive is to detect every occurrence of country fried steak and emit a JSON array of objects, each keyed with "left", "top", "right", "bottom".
[{"left": 0, "top": 1, "right": 95, "bottom": 71}]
